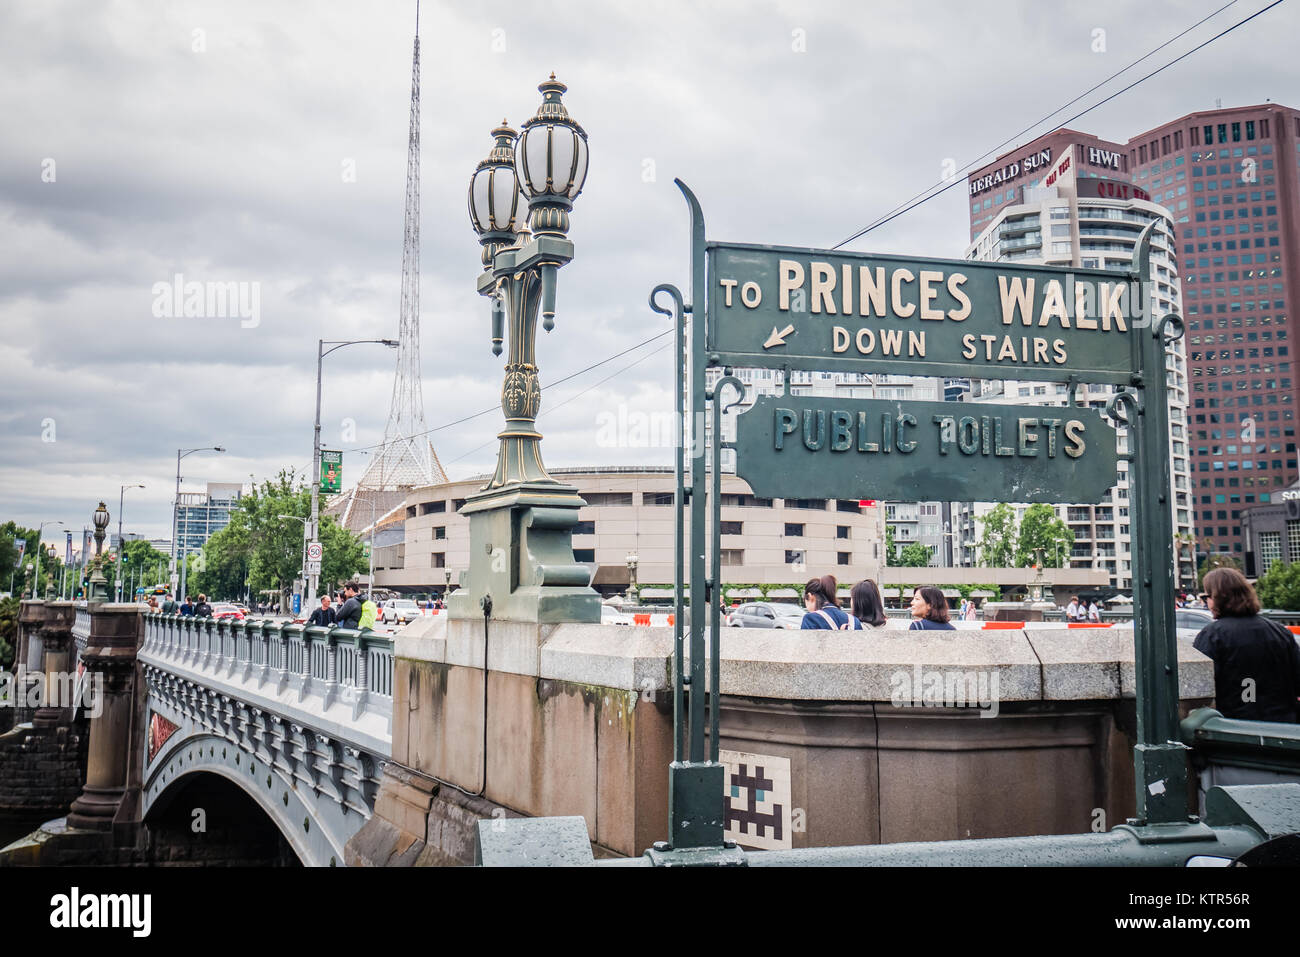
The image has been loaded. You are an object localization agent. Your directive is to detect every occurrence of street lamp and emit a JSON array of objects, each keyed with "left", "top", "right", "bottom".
[
  {"left": 89, "top": 502, "right": 110, "bottom": 600},
  {"left": 116, "top": 483, "right": 145, "bottom": 602},
  {"left": 44, "top": 544, "right": 57, "bottom": 600},
  {"left": 626, "top": 552, "right": 639, "bottom": 602},
  {"left": 175, "top": 447, "right": 225, "bottom": 603},
  {"left": 277, "top": 514, "right": 308, "bottom": 612},
  {"left": 31, "top": 519, "right": 66, "bottom": 602},
  {"left": 308, "top": 339, "right": 398, "bottom": 614}
]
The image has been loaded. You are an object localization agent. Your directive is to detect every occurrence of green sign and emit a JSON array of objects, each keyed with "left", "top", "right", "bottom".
[
  {"left": 320, "top": 450, "right": 342, "bottom": 493},
  {"left": 707, "top": 243, "right": 1148, "bottom": 384},
  {"left": 734, "top": 395, "right": 1119, "bottom": 504}
]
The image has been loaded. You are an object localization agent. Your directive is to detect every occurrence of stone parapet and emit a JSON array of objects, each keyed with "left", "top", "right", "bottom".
[{"left": 396, "top": 617, "right": 1212, "bottom": 703}]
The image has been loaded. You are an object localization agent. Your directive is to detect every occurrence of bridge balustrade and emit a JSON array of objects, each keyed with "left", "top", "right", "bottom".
[{"left": 140, "top": 614, "right": 394, "bottom": 726}]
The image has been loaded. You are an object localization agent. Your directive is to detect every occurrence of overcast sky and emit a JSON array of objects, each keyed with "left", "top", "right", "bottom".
[{"left": 2, "top": 0, "right": 1296, "bottom": 546}]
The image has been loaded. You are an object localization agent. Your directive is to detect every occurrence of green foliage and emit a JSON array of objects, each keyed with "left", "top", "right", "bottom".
[
  {"left": 978, "top": 503, "right": 1017, "bottom": 568},
  {"left": 884, "top": 524, "right": 898, "bottom": 567},
  {"left": 1254, "top": 561, "right": 1300, "bottom": 610},
  {"left": 1014, "top": 504, "right": 1073, "bottom": 568},
  {"left": 0, "top": 595, "right": 18, "bottom": 670},
  {"left": 0, "top": 520, "right": 65, "bottom": 597},
  {"left": 1199, "top": 553, "right": 1242, "bottom": 582},
  {"left": 897, "top": 542, "right": 933, "bottom": 567},
  {"left": 187, "top": 468, "right": 367, "bottom": 602}
]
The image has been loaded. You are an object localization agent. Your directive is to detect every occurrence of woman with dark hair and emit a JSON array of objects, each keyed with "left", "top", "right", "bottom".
[
  {"left": 908, "top": 586, "right": 955, "bottom": 631},
  {"left": 800, "top": 574, "right": 861, "bottom": 630},
  {"left": 849, "top": 579, "right": 888, "bottom": 628},
  {"left": 1193, "top": 567, "right": 1300, "bottom": 723}
]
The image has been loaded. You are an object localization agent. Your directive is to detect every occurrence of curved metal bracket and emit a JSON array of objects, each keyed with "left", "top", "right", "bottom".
[
  {"left": 1157, "top": 312, "right": 1185, "bottom": 344},
  {"left": 649, "top": 283, "right": 687, "bottom": 321},
  {"left": 714, "top": 374, "right": 746, "bottom": 416},
  {"left": 1131, "top": 220, "right": 1156, "bottom": 283},
  {"left": 1103, "top": 389, "right": 1142, "bottom": 462}
]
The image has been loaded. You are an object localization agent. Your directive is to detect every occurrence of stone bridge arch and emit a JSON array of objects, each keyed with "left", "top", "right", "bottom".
[{"left": 143, "top": 731, "right": 345, "bottom": 866}]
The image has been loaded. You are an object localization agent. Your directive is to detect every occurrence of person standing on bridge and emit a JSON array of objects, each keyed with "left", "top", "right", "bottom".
[
  {"left": 179, "top": 595, "right": 194, "bottom": 617},
  {"left": 308, "top": 595, "right": 336, "bottom": 627},
  {"left": 161, "top": 592, "right": 177, "bottom": 615},
  {"left": 193, "top": 594, "right": 213, "bottom": 618},
  {"left": 337, "top": 581, "right": 364, "bottom": 630},
  {"left": 1193, "top": 567, "right": 1300, "bottom": 723}
]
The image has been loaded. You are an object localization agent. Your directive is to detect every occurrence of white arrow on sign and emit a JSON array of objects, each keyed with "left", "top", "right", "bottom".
[{"left": 763, "top": 324, "right": 795, "bottom": 349}]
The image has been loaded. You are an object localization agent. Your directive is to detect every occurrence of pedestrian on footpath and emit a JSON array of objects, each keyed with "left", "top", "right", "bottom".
[
  {"left": 161, "top": 593, "right": 178, "bottom": 614},
  {"left": 193, "top": 594, "right": 213, "bottom": 617},
  {"left": 180, "top": 595, "right": 194, "bottom": 617}
]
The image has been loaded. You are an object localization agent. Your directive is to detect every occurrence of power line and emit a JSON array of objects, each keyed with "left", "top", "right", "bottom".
[
  {"left": 832, "top": 0, "right": 1282, "bottom": 249},
  {"left": 338, "top": 327, "right": 673, "bottom": 456},
  {"left": 438, "top": 341, "right": 675, "bottom": 469},
  {"left": 337, "top": 0, "right": 1285, "bottom": 472}
]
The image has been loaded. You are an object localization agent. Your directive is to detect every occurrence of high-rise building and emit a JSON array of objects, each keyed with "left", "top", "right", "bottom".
[
  {"left": 175, "top": 482, "right": 243, "bottom": 561},
  {"left": 1125, "top": 104, "right": 1300, "bottom": 560},
  {"left": 964, "top": 130, "right": 1194, "bottom": 590}
]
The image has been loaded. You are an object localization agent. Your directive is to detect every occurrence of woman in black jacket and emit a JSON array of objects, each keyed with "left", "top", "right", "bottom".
[{"left": 1193, "top": 567, "right": 1300, "bottom": 723}]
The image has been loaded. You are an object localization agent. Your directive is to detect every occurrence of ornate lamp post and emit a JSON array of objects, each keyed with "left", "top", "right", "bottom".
[
  {"left": 626, "top": 552, "right": 639, "bottom": 603},
  {"left": 456, "top": 76, "right": 598, "bottom": 623},
  {"left": 30, "top": 519, "right": 66, "bottom": 602},
  {"left": 89, "top": 502, "right": 110, "bottom": 601},
  {"left": 44, "top": 544, "right": 57, "bottom": 600}
]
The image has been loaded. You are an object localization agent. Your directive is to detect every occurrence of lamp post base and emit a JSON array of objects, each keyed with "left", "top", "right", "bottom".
[{"left": 448, "top": 482, "right": 600, "bottom": 624}]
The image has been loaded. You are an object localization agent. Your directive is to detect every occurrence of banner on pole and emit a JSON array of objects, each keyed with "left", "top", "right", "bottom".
[{"left": 320, "top": 450, "right": 343, "bottom": 493}]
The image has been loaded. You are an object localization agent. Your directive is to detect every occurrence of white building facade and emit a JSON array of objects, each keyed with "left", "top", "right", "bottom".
[{"left": 960, "top": 173, "right": 1195, "bottom": 590}]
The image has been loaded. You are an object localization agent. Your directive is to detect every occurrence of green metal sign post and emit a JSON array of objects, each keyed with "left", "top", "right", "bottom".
[{"left": 643, "top": 180, "right": 1191, "bottom": 865}]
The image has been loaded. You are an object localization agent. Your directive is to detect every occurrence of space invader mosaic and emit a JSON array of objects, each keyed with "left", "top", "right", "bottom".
[{"left": 721, "top": 749, "right": 792, "bottom": 851}]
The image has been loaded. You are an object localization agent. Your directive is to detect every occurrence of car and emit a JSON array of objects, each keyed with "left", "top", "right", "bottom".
[
  {"left": 381, "top": 599, "right": 422, "bottom": 625},
  {"left": 211, "top": 603, "right": 245, "bottom": 622},
  {"left": 601, "top": 606, "right": 634, "bottom": 626},
  {"left": 1176, "top": 607, "right": 1213, "bottom": 642},
  {"left": 725, "top": 602, "right": 805, "bottom": 629}
]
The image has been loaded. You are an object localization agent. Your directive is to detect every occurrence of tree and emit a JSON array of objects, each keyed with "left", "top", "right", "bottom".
[
  {"left": 1015, "top": 504, "right": 1073, "bottom": 568},
  {"left": 978, "top": 503, "right": 1017, "bottom": 568},
  {"left": 0, "top": 595, "right": 18, "bottom": 670},
  {"left": 897, "top": 542, "right": 933, "bottom": 567},
  {"left": 1255, "top": 561, "right": 1300, "bottom": 611},
  {"left": 884, "top": 523, "right": 898, "bottom": 567},
  {"left": 185, "top": 469, "right": 368, "bottom": 605},
  {"left": 1198, "top": 552, "right": 1242, "bottom": 583}
]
